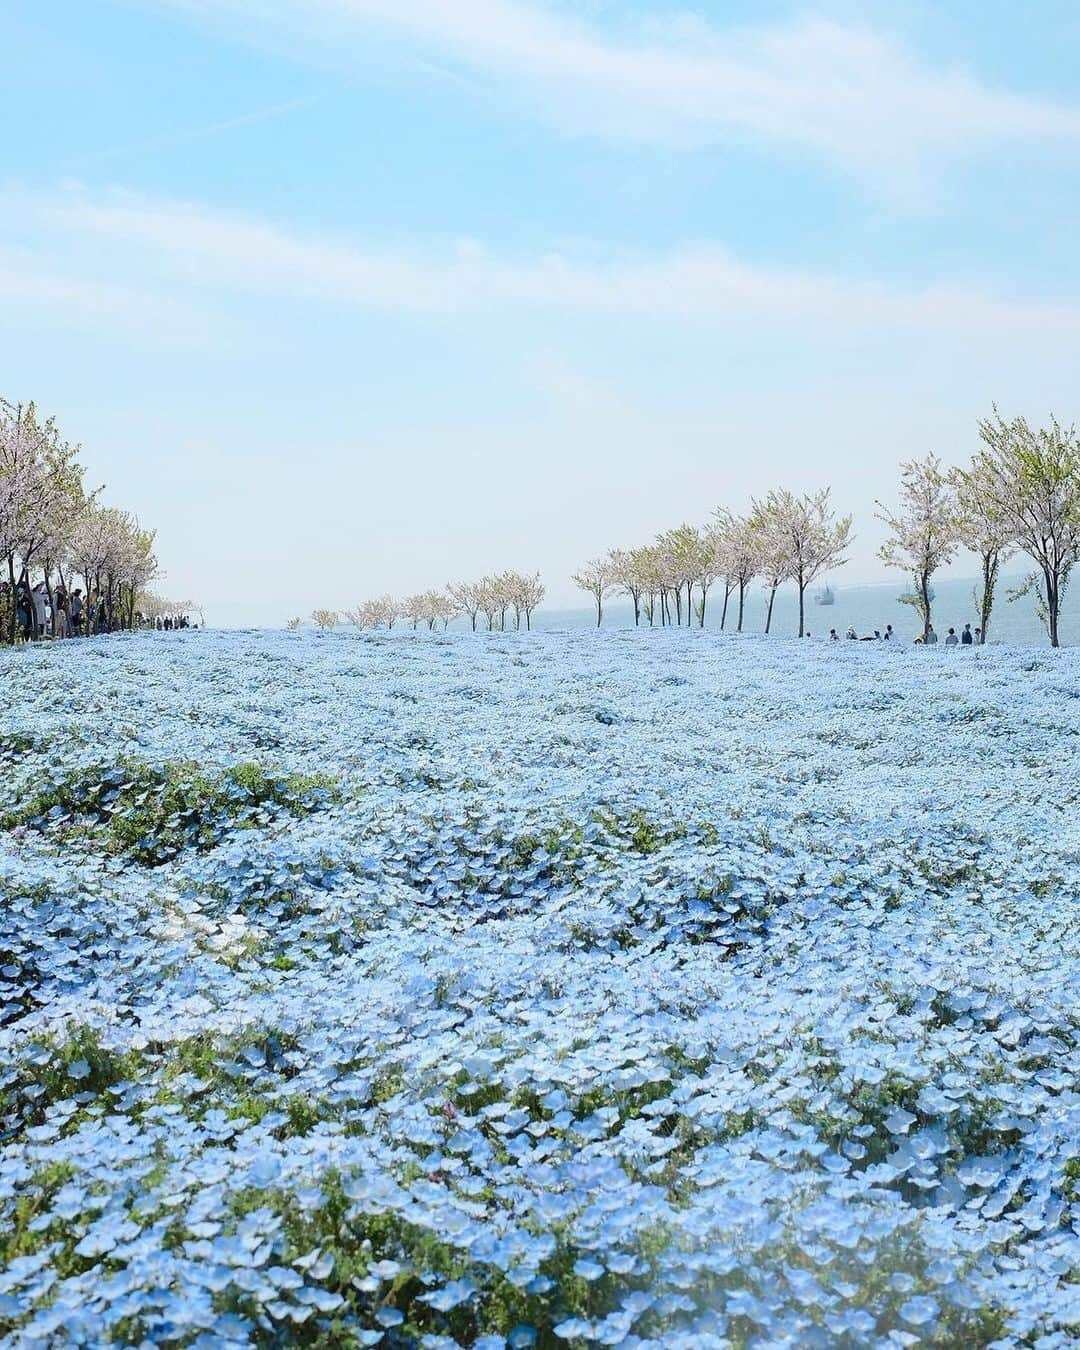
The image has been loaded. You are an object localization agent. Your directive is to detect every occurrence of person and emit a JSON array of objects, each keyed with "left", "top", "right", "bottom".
[
  {"left": 30, "top": 582, "right": 49, "bottom": 637},
  {"left": 925, "top": 624, "right": 939, "bottom": 645},
  {"left": 945, "top": 627, "right": 959, "bottom": 647},
  {"left": 70, "top": 589, "right": 83, "bottom": 636},
  {"left": 15, "top": 583, "right": 31, "bottom": 641},
  {"left": 884, "top": 624, "right": 895, "bottom": 641},
  {"left": 974, "top": 627, "right": 982, "bottom": 644},
  {"left": 846, "top": 625, "right": 857, "bottom": 640},
  {"left": 961, "top": 623, "right": 973, "bottom": 646},
  {"left": 873, "top": 629, "right": 881, "bottom": 640},
  {"left": 829, "top": 628, "right": 839, "bottom": 640},
  {"left": 53, "top": 585, "right": 70, "bottom": 639}
]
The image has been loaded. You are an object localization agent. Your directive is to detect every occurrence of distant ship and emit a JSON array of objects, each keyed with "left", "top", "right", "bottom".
[{"left": 815, "top": 585, "right": 835, "bottom": 606}]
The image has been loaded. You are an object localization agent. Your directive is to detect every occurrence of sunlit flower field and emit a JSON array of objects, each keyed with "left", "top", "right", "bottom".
[{"left": 1, "top": 629, "right": 1078, "bottom": 1348}]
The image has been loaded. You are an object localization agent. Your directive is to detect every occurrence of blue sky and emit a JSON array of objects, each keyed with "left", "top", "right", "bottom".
[{"left": 3, "top": 1, "right": 1080, "bottom": 624}]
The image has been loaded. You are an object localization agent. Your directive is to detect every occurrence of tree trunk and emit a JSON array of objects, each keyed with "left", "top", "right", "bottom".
[
  {"left": 720, "top": 584, "right": 730, "bottom": 632},
  {"left": 44, "top": 565, "right": 55, "bottom": 639},
  {"left": 765, "top": 585, "right": 777, "bottom": 634},
  {"left": 20, "top": 567, "right": 38, "bottom": 640},
  {"left": 737, "top": 581, "right": 746, "bottom": 632},
  {"left": 980, "top": 552, "right": 996, "bottom": 643},
  {"left": 699, "top": 583, "right": 707, "bottom": 627},
  {"left": 595, "top": 592, "right": 602, "bottom": 628},
  {"left": 798, "top": 582, "right": 806, "bottom": 639},
  {"left": 1046, "top": 567, "right": 1059, "bottom": 647},
  {"left": 920, "top": 571, "right": 931, "bottom": 640},
  {"left": 6, "top": 554, "right": 16, "bottom": 644}
]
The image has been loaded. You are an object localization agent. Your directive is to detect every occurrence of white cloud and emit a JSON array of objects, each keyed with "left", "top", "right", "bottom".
[
  {"left": 30, "top": 190, "right": 1080, "bottom": 337},
  {"left": 146, "top": 0, "right": 1080, "bottom": 181},
  {"left": 0, "top": 242, "right": 225, "bottom": 346}
]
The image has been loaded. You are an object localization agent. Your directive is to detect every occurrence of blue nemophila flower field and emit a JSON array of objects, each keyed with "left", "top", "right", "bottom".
[{"left": 0, "top": 628, "right": 1077, "bottom": 1348}]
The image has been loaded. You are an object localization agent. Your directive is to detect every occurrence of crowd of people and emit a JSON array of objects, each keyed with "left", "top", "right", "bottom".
[
  {"left": 0, "top": 579, "right": 196, "bottom": 642},
  {"left": 822, "top": 622, "right": 981, "bottom": 645}
]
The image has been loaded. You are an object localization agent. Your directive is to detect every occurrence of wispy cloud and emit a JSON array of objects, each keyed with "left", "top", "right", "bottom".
[
  {"left": 67, "top": 93, "right": 328, "bottom": 170},
  {"left": 0, "top": 241, "right": 227, "bottom": 346},
  {"left": 144, "top": 1, "right": 1080, "bottom": 183},
  {"left": 23, "top": 188, "right": 1080, "bottom": 337}
]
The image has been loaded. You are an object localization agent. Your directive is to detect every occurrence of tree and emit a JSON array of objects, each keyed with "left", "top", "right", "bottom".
[
  {"left": 634, "top": 546, "right": 663, "bottom": 627},
  {"left": 572, "top": 557, "right": 612, "bottom": 628},
  {"left": 429, "top": 590, "right": 456, "bottom": 630},
  {"left": 728, "top": 517, "right": 759, "bottom": 633},
  {"left": 877, "top": 455, "right": 958, "bottom": 640},
  {"left": 311, "top": 608, "right": 339, "bottom": 630},
  {"left": 775, "top": 487, "right": 852, "bottom": 638},
  {"left": 950, "top": 460, "right": 1014, "bottom": 644},
  {"left": 404, "top": 593, "right": 427, "bottom": 629},
  {"left": 514, "top": 571, "right": 545, "bottom": 630},
  {"left": 710, "top": 510, "right": 739, "bottom": 631},
  {"left": 750, "top": 496, "right": 791, "bottom": 635},
  {"left": 448, "top": 580, "right": 483, "bottom": 632},
  {"left": 286, "top": 616, "right": 302, "bottom": 630},
  {"left": 656, "top": 526, "right": 703, "bottom": 626},
  {"left": 477, "top": 576, "right": 501, "bottom": 631},
  {"left": 608, "top": 549, "right": 643, "bottom": 626},
  {"left": 972, "top": 410, "right": 1080, "bottom": 648},
  {"left": 691, "top": 527, "right": 721, "bottom": 627}
]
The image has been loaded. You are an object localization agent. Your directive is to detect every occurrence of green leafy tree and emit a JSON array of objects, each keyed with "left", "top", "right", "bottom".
[{"left": 972, "top": 410, "right": 1080, "bottom": 648}]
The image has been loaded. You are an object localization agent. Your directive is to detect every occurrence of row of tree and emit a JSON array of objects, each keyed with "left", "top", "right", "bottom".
[
  {"left": 573, "top": 490, "right": 851, "bottom": 638},
  {"left": 292, "top": 571, "right": 548, "bottom": 634},
  {"left": 573, "top": 411, "right": 1080, "bottom": 647},
  {"left": 0, "top": 398, "right": 167, "bottom": 643}
]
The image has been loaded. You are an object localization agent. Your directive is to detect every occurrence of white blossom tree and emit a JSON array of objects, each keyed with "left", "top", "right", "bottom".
[
  {"left": 728, "top": 516, "right": 760, "bottom": 633},
  {"left": 572, "top": 557, "right": 612, "bottom": 628},
  {"left": 950, "top": 458, "right": 1014, "bottom": 644},
  {"left": 877, "top": 455, "right": 958, "bottom": 640},
  {"left": 448, "top": 580, "right": 483, "bottom": 632},
  {"left": 750, "top": 495, "right": 791, "bottom": 635},
  {"left": 607, "top": 549, "right": 644, "bottom": 626},
  {"left": 774, "top": 487, "right": 852, "bottom": 638}
]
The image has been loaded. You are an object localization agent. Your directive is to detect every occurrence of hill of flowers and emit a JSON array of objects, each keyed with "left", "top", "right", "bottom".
[{"left": 0, "top": 628, "right": 1077, "bottom": 1348}]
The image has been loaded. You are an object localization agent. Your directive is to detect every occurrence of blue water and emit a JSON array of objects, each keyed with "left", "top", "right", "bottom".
[{"left": 529, "top": 573, "right": 1078, "bottom": 646}]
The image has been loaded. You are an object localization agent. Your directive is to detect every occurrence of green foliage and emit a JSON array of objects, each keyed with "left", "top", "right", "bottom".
[
  {"left": 4, "top": 757, "right": 339, "bottom": 863},
  {"left": 222, "top": 1168, "right": 672, "bottom": 1348},
  {"left": 3, "top": 1024, "right": 142, "bottom": 1136}
]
